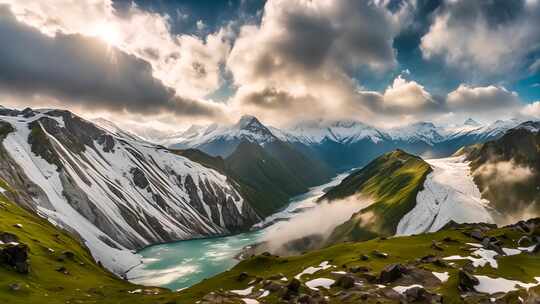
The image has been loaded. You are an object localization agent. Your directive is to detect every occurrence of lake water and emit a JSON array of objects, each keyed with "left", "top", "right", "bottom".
[{"left": 126, "top": 173, "right": 348, "bottom": 291}]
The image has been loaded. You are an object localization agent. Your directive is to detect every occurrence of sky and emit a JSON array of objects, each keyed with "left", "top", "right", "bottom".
[{"left": 0, "top": 0, "right": 539, "bottom": 134}]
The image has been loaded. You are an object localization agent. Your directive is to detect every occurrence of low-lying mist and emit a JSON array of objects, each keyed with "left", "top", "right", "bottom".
[{"left": 256, "top": 196, "right": 373, "bottom": 256}]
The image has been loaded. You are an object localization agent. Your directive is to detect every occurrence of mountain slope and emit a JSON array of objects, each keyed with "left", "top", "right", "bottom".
[
  {"left": 178, "top": 219, "right": 540, "bottom": 304},
  {"left": 465, "top": 121, "right": 540, "bottom": 223},
  {"left": 0, "top": 107, "right": 260, "bottom": 274},
  {"left": 322, "top": 150, "right": 432, "bottom": 243},
  {"left": 224, "top": 141, "right": 311, "bottom": 216},
  {"left": 0, "top": 179, "right": 182, "bottom": 304}
]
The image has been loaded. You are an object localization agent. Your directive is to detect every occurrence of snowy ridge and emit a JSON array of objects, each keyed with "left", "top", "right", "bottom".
[
  {"left": 162, "top": 116, "right": 524, "bottom": 152},
  {"left": 0, "top": 108, "right": 259, "bottom": 274},
  {"left": 396, "top": 156, "right": 494, "bottom": 235},
  {"left": 278, "top": 120, "right": 388, "bottom": 144},
  {"left": 161, "top": 115, "right": 278, "bottom": 150}
]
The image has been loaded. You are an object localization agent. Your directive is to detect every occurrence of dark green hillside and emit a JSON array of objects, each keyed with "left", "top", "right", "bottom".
[
  {"left": 465, "top": 122, "right": 540, "bottom": 221},
  {"left": 224, "top": 141, "right": 310, "bottom": 216},
  {"left": 322, "top": 150, "right": 432, "bottom": 244}
]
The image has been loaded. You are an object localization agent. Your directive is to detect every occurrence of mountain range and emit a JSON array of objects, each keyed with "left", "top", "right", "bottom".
[{"left": 155, "top": 115, "right": 522, "bottom": 171}]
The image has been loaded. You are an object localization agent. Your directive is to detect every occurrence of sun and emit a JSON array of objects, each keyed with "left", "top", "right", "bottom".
[{"left": 90, "top": 22, "right": 122, "bottom": 47}]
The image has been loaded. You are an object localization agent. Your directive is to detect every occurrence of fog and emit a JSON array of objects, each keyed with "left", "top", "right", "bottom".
[{"left": 257, "top": 196, "right": 373, "bottom": 255}]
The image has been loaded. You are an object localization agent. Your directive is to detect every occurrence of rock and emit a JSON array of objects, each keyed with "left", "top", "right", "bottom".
[
  {"left": 333, "top": 275, "right": 355, "bottom": 289},
  {"left": 237, "top": 272, "right": 249, "bottom": 282},
  {"left": 287, "top": 278, "right": 301, "bottom": 293},
  {"left": 13, "top": 224, "right": 23, "bottom": 229},
  {"left": 61, "top": 251, "right": 75, "bottom": 259},
  {"left": 360, "top": 254, "right": 369, "bottom": 261},
  {"left": 458, "top": 270, "right": 479, "bottom": 292},
  {"left": 263, "top": 281, "right": 284, "bottom": 292},
  {"left": 431, "top": 240, "right": 444, "bottom": 251},
  {"left": 442, "top": 236, "right": 459, "bottom": 243},
  {"left": 372, "top": 250, "right": 389, "bottom": 258},
  {"left": 8, "top": 283, "right": 21, "bottom": 291},
  {"left": 404, "top": 286, "right": 443, "bottom": 303},
  {"left": 349, "top": 266, "right": 370, "bottom": 273},
  {"left": 419, "top": 254, "right": 437, "bottom": 263},
  {"left": 468, "top": 230, "right": 484, "bottom": 241},
  {"left": 267, "top": 273, "right": 285, "bottom": 280},
  {"left": 0, "top": 244, "right": 29, "bottom": 274},
  {"left": 518, "top": 236, "right": 534, "bottom": 247},
  {"left": 379, "top": 263, "right": 408, "bottom": 283},
  {"left": 0, "top": 232, "right": 18, "bottom": 243},
  {"left": 56, "top": 266, "right": 69, "bottom": 275}
]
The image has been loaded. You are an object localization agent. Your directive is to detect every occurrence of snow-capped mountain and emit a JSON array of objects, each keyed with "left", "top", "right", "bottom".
[
  {"left": 163, "top": 116, "right": 524, "bottom": 172},
  {"left": 162, "top": 115, "right": 278, "bottom": 157},
  {"left": 276, "top": 119, "right": 389, "bottom": 145},
  {"left": 0, "top": 107, "right": 259, "bottom": 274}
]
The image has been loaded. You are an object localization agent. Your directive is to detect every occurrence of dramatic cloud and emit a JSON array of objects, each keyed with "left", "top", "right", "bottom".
[
  {"left": 0, "top": 5, "right": 224, "bottom": 118},
  {"left": 227, "top": 0, "right": 415, "bottom": 125},
  {"left": 446, "top": 85, "right": 521, "bottom": 117},
  {"left": 530, "top": 59, "right": 540, "bottom": 74},
  {"left": 421, "top": 0, "right": 540, "bottom": 76},
  {"left": 2, "top": 0, "right": 232, "bottom": 100}
]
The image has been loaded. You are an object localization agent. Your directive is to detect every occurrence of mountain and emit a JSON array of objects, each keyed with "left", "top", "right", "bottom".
[
  {"left": 321, "top": 150, "right": 432, "bottom": 243},
  {"left": 464, "top": 121, "right": 540, "bottom": 223},
  {"left": 164, "top": 115, "right": 279, "bottom": 157},
  {"left": 0, "top": 107, "right": 261, "bottom": 274},
  {"left": 165, "top": 116, "right": 523, "bottom": 173}
]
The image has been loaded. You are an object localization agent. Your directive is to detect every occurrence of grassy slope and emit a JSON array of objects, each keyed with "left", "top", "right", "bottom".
[
  {"left": 0, "top": 179, "right": 184, "bottom": 304},
  {"left": 322, "top": 150, "right": 432, "bottom": 243},
  {"left": 177, "top": 224, "right": 540, "bottom": 303}
]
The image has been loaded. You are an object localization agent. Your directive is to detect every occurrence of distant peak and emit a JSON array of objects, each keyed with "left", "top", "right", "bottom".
[
  {"left": 463, "top": 118, "right": 480, "bottom": 126},
  {"left": 237, "top": 115, "right": 264, "bottom": 129}
]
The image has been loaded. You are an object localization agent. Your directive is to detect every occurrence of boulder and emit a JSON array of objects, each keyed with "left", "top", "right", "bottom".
[
  {"left": 349, "top": 266, "right": 370, "bottom": 273},
  {"left": 0, "top": 232, "right": 18, "bottom": 243},
  {"left": 332, "top": 275, "right": 355, "bottom": 289},
  {"left": 287, "top": 278, "right": 301, "bottom": 293},
  {"left": 404, "top": 286, "right": 443, "bottom": 303},
  {"left": 0, "top": 244, "right": 29, "bottom": 274},
  {"left": 458, "top": 270, "right": 479, "bottom": 292},
  {"left": 379, "top": 264, "right": 408, "bottom": 283}
]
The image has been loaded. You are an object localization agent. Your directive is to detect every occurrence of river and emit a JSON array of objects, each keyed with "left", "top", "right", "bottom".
[{"left": 125, "top": 172, "right": 349, "bottom": 291}]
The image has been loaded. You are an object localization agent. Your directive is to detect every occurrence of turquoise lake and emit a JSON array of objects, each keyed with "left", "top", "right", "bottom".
[{"left": 126, "top": 173, "right": 348, "bottom": 291}]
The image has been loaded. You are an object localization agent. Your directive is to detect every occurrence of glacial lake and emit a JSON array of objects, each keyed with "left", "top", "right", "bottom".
[{"left": 126, "top": 172, "right": 348, "bottom": 291}]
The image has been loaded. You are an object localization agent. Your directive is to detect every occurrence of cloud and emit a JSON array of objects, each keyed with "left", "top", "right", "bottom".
[
  {"left": 476, "top": 160, "right": 534, "bottom": 185},
  {"left": 2, "top": 0, "right": 232, "bottom": 100},
  {"left": 446, "top": 85, "right": 521, "bottom": 116},
  {"left": 0, "top": 5, "right": 224, "bottom": 119},
  {"left": 521, "top": 101, "right": 540, "bottom": 118},
  {"left": 226, "top": 0, "right": 416, "bottom": 125},
  {"left": 381, "top": 75, "right": 438, "bottom": 111},
  {"left": 259, "top": 196, "right": 373, "bottom": 255},
  {"left": 421, "top": 0, "right": 540, "bottom": 76}
]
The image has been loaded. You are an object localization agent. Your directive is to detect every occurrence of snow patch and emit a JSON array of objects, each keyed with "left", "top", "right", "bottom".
[{"left": 396, "top": 156, "right": 494, "bottom": 235}]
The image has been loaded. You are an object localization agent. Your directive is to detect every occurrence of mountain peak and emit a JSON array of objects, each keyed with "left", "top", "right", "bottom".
[
  {"left": 464, "top": 118, "right": 481, "bottom": 126},
  {"left": 236, "top": 115, "right": 264, "bottom": 130}
]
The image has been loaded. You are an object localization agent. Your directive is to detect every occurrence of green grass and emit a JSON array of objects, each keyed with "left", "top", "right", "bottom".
[
  {"left": 324, "top": 150, "right": 432, "bottom": 243},
  {"left": 178, "top": 225, "right": 540, "bottom": 303},
  {"left": 0, "top": 180, "right": 185, "bottom": 304}
]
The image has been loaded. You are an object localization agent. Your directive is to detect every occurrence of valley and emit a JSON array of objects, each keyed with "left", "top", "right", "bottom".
[{"left": 0, "top": 106, "right": 538, "bottom": 303}]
